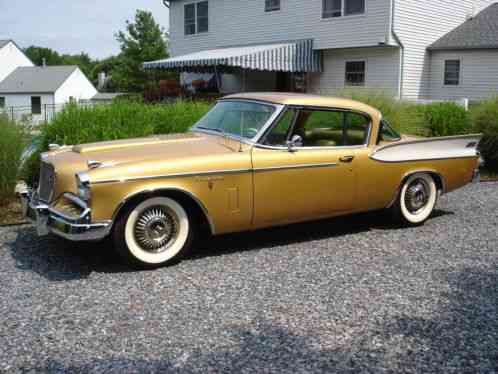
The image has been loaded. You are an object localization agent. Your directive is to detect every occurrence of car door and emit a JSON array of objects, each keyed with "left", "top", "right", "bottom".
[{"left": 251, "top": 107, "right": 371, "bottom": 227}]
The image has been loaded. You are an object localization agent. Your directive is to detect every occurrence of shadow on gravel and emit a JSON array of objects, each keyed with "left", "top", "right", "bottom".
[
  {"left": 189, "top": 208, "right": 455, "bottom": 261},
  {"left": 26, "top": 266, "right": 498, "bottom": 373},
  {"left": 7, "top": 227, "right": 131, "bottom": 282},
  {"left": 8, "top": 208, "right": 454, "bottom": 280}
]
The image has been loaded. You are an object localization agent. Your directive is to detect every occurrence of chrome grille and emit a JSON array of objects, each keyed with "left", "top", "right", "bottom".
[{"left": 38, "top": 162, "right": 55, "bottom": 202}]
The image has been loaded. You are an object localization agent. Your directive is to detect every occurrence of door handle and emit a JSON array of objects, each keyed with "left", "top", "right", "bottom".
[{"left": 339, "top": 155, "right": 355, "bottom": 163}]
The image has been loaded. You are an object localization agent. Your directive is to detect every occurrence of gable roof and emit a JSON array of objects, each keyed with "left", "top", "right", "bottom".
[
  {"left": 429, "top": 3, "right": 498, "bottom": 50},
  {"left": 0, "top": 66, "right": 78, "bottom": 93},
  {"left": 0, "top": 40, "right": 11, "bottom": 49}
]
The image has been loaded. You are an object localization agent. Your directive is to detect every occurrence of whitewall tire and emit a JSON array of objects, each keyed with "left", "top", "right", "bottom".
[
  {"left": 114, "top": 196, "right": 194, "bottom": 269},
  {"left": 392, "top": 173, "right": 437, "bottom": 226}
]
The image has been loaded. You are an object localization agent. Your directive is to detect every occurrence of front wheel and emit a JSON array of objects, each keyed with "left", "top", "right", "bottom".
[
  {"left": 113, "top": 196, "right": 194, "bottom": 269},
  {"left": 391, "top": 173, "right": 437, "bottom": 226}
]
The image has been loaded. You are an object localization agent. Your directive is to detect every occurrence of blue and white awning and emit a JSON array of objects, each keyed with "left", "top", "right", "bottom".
[{"left": 143, "top": 39, "right": 322, "bottom": 73}]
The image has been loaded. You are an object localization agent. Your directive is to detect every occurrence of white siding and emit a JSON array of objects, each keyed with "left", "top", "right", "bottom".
[
  {"left": 169, "top": 0, "right": 392, "bottom": 56},
  {"left": 429, "top": 50, "right": 498, "bottom": 100},
  {"left": 0, "top": 93, "right": 54, "bottom": 124},
  {"left": 309, "top": 47, "right": 400, "bottom": 95},
  {"left": 393, "top": 0, "right": 496, "bottom": 100},
  {"left": 0, "top": 41, "right": 34, "bottom": 82},
  {"left": 54, "top": 68, "right": 97, "bottom": 103}
]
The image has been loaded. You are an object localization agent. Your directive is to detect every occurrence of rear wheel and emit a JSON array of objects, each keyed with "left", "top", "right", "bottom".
[
  {"left": 113, "top": 196, "right": 194, "bottom": 269},
  {"left": 391, "top": 173, "right": 437, "bottom": 226}
]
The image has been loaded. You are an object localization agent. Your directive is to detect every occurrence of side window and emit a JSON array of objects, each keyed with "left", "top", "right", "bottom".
[
  {"left": 0, "top": 97, "right": 5, "bottom": 108},
  {"left": 264, "top": 109, "right": 296, "bottom": 146},
  {"left": 291, "top": 109, "right": 370, "bottom": 147},
  {"left": 377, "top": 119, "right": 401, "bottom": 143}
]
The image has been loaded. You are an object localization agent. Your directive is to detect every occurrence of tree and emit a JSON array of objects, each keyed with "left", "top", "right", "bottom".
[
  {"left": 114, "top": 10, "right": 169, "bottom": 92},
  {"left": 24, "top": 46, "right": 63, "bottom": 66}
]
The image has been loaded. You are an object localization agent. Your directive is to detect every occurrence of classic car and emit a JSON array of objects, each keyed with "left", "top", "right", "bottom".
[{"left": 20, "top": 93, "right": 482, "bottom": 268}]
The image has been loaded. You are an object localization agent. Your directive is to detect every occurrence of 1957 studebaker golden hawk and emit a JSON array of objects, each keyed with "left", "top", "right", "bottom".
[{"left": 20, "top": 93, "right": 482, "bottom": 268}]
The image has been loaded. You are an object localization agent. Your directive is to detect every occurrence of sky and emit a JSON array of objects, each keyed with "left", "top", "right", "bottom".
[{"left": 0, "top": 0, "right": 170, "bottom": 59}]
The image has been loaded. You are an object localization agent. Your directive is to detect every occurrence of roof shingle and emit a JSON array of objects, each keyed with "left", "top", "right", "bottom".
[
  {"left": 0, "top": 66, "right": 78, "bottom": 93},
  {"left": 429, "top": 3, "right": 498, "bottom": 50}
]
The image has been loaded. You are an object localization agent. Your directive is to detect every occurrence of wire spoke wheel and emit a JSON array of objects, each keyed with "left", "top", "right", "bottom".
[
  {"left": 116, "top": 196, "right": 193, "bottom": 268},
  {"left": 133, "top": 206, "right": 179, "bottom": 253}
]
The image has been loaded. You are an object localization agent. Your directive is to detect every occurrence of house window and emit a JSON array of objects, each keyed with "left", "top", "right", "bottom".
[
  {"left": 0, "top": 97, "right": 5, "bottom": 108},
  {"left": 345, "top": 61, "right": 366, "bottom": 86},
  {"left": 444, "top": 60, "right": 460, "bottom": 86},
  {"left": 345, "top": 0, "right": 365, "bottom": 15},
  {"left": 31, "top": 96, "right": 41, "bottom": 115},
  {"left": 184, "top": 1, "right": 208, "bottom": 35},
  {"left": 265, "top": 0, "right": 280, "bottom": 12},
  {"left": 323, "top": 0, "right": 365, "bottom": 18},
  {"left": 323, "top": 0, "right": 342, "bottom": 18}
]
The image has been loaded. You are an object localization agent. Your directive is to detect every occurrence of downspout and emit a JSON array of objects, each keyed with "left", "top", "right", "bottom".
[
  {"left": 390, "top": 0, "right": 404, "bottom": 100},
  {"left": 162, "top": 0, "right": 170, "bottom": 8}
]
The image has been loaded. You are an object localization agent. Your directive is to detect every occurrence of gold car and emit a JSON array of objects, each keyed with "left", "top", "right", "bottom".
[{"left": 20, "top": 93, "right": 481, "bottom": 268}]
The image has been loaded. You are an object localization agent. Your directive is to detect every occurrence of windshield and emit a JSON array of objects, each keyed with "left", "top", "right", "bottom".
[{"left": 193, "top": 101, "right": 276, "bottom": 140}]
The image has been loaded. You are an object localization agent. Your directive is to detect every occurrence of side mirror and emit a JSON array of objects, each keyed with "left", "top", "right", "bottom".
[{"left": 286, "top": 134, "right": 303, "bottom": 152}]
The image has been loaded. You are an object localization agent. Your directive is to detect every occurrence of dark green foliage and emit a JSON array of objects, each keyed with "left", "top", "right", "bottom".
[
  {"left": 21, "top": 101, "right": 211, "bottom": 185},
  {"left": 423, "top": 102, "right": 471, "bottom": 137},
  {"left": 114, "top": 10, "right": 169, "bottom": 92},
  {"left": 0, "top": 115, "right": 28, "bottom": 202},
  {"left": 471, "top": 98, "right": 498, "bottom": 172}
]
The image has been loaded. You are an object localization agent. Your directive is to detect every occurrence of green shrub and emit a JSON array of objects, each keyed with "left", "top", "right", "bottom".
[
  {"left": 423, "top": 102, "right": 470, "bottom": 137},
  {"left": 336, "top": 89, "right": 427, "bottom": 135},
  {"left": 0, "top": 114, "right": 29, "bottom": 203},
  {"left": 471, "top": 97, "right": 498, "bottom": 172},
  {"left": 21, "top": 100, "right": 211, "bottom": 184}
]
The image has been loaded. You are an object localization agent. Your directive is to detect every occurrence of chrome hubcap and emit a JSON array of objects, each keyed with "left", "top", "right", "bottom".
[
  {"left": 134, "top": 206, "right": 179, "bottom": 253},
  {"left": 405, "top": 179, "right": 430, "bottom": 214}
]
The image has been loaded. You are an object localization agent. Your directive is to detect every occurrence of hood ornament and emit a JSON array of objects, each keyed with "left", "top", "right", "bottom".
[{"left": 87, "top": 160, "right": 103, "bottom": 169}]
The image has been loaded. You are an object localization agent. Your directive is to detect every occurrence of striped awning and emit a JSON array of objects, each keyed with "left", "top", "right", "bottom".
[{"left": 143, "top": 39, "right": 322, "bottom": 73}]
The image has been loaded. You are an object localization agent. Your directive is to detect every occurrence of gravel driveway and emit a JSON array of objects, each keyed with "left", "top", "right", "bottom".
[{"left": 1, "top": 182, "right": 497, "bottom": 373}]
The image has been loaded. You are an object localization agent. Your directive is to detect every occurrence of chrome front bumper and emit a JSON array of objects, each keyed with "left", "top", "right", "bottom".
[{"left": 19, "top": 189, "right": 111, "bottom": 241}]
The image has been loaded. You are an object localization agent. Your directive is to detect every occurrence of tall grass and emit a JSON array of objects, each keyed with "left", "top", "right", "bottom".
[
  {"left": 0, "top": 114, "right": 29, "bottom": 203},
  {"left": 471, "top": 97, "right": 498, "bottom": 172}
]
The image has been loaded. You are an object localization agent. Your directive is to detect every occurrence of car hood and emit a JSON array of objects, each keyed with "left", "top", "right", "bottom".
[{"left": 42, "top": 132, "right": 249, "bottom": 196}]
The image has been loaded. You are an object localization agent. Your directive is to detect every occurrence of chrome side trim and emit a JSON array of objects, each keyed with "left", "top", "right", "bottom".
[
  {"left": 254, "top": 162, "right": 338, "bottom": 172},
  {"left": 110, "top": 187, "right": 217, "bottom": 235},
  {"left": 91, "top": 168, "right": 253, "bottom": 185},
  {"left": 370, "top": 155, "right": 478, "bottom": 164}
]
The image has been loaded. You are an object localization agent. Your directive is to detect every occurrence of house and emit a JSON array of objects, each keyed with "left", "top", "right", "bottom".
[
  {"left": 145, "top": 0, "right": 498, "bottom": 101},
  {"left": 0, "top": 65, "right": 98, "bottom": 123},
  {"left": 427, "top": 3, "right": 498, "bottom": 100},
  {"left": 0, "top": 40, "right": 34, "bottom": 83}
]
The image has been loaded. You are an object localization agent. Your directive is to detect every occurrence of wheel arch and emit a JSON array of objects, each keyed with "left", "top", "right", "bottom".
[
  {"left": 110, "top": 187, "right": 215, "bottom": 236},
  {"left": 387, "top": 169, "right": 445, "bottom": 208}
]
